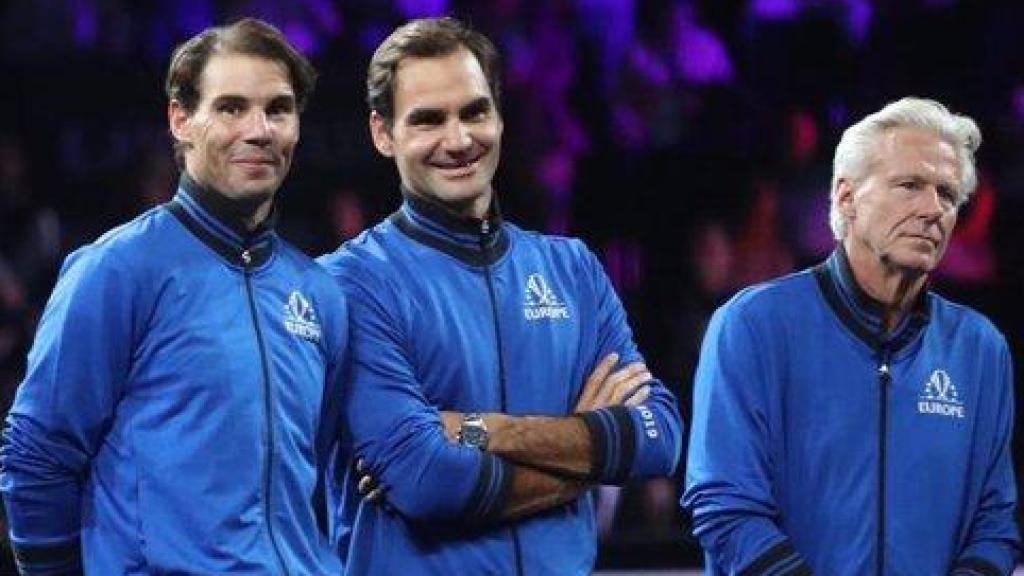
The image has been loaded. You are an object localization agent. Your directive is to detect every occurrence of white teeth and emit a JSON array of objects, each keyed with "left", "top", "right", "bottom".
[{"left": 433, "top": 158, "right": 477, "bottom": 169}]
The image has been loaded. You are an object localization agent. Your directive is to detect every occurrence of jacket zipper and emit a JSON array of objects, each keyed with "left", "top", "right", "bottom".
[
  {"left": 875, "top": 348, "right": 891, "bottom": 576},
  {"left": 242, "top": 248, "right": 289, "bottom": 576},
  {"left": 478, "top": 221, "right": 524, "bottom": 576}
]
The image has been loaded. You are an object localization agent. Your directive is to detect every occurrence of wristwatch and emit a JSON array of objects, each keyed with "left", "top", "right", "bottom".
[{"left": 458, "top": 413, "right": 489, "bottom": 450}]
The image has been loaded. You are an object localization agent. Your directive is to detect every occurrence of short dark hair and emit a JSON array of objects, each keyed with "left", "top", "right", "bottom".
[
  {"left": 367, "top": 17, "right": 502, "bottom": 125},
  {"left": 165, "top": 18, "right": 317, "bottom": 166}
]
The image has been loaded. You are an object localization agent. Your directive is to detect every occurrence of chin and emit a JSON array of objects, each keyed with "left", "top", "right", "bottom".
[
  {"left": 229, "top": 178, "right": 280, "bottom": 198},
  {"left": 428, "top": 182, "right": 489, "bottom": 206},
  {"left": 887, "top": 252, "right": 940, "bottom": 275}
]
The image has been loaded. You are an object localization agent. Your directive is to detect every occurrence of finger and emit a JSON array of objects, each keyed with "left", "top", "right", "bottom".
[
  {"left": 624, "top": 384, "right": 651, "bottom": 407},
  {"left": 366, "top": 486, "right": 388, "bottom": 503},
  {"left": 611, "top": 370, "right": 651, "bottom": 405},
  {"left": 358, "top": 474, "right": 378, "bottom": 495},
  {"left": 594, "top": 363, "right": 647, "bottom": 407},
  {"left": 590, "top": 362, "right": 640, "bottom": 407},
  {"left": 577, "top": 353, "right": 619, "bottom": 410},
  {"left": 610, "top": 366, "right": 651, "bottom": 399}
]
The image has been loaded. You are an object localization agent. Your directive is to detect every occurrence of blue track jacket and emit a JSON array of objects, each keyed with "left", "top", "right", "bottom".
[
  {"left": 683, "top": 247, "right": 1020, "bottom": 575},
  {"left": 0, "top": 176, "right": 346, "bottom": 575},
  {"left": 317, "top": 193, "right": 683, "bottom": 575}
]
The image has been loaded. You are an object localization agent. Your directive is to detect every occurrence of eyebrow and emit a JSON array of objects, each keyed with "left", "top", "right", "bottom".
[
  {"left": 210, "top": 93, "right": 296, "bottom": 107},
  {"left": 404, "top": 96, "right": 494, "bottom": 125},
  {"left": 460, "top": 97, "right": 492, "bottom": 117},
  {"left": 406, "top": 107, "right": 446, "bottom": 125},
  {"left": 212, "top": 95, "right": 248, "bottom": 107}
]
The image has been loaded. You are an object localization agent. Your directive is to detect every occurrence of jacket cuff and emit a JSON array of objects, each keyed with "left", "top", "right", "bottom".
[
  {"left": 12, "top": 537, "right": 83, "bottom": 576},
  {"left": 950, "top": 557, "right": 1005, "bottom": 576},
  {"left": 580, "top": 406, "right": 636, "bottom": 484},
  {"left": 462, "top": 452, "right": 514, "bottom": 524},
  {"left": 739, "top": 539, "right": 812, "bottom": 576}
]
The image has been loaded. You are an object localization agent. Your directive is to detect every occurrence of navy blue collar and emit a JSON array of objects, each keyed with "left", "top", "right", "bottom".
[
  {"left": 389, "top": 188, "right": 509, "bottom": 267},
  {"left": 814, "top": 245, "right": 930, "bottom": 351},
  {"left": 165, "top": 173, "right": 277, "bottom": 268}
]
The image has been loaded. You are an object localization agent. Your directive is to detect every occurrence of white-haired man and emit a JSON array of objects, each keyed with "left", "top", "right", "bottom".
[{"left": 683, "top": 97, "right": 1020, "bottom": 575}]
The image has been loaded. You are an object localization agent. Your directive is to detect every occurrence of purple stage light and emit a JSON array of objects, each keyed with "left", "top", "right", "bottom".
[{"left": 71, "top": 0, "right": 98, "bottom": 46}]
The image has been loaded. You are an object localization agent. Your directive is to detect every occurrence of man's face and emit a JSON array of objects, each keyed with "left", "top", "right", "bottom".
[
  {"left": 370, "top": 47, "right": 503, "bottom": 219},
  {"left": 169, "top": 53, "right": 298, "bottom": 206},
  {"left": 838, "top": 126, "right": 962, "bottom": 275}
]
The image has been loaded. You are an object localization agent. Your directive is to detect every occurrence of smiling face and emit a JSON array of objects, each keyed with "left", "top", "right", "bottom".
[
  {"left": 837, "top": 126, "right": 961, "bottom": 278},
  {"left": 169, "top": 52, "right": 298, "bottom": 212},
  {"left": 369, "top": 47, "right": 502, "bottom": 219}
]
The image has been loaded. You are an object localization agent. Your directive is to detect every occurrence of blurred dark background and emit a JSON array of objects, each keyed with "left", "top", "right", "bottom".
[{"left": 3, "top": 0, "right": 1024, "bottom": 570}]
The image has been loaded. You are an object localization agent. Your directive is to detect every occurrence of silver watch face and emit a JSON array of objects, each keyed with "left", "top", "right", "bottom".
[
  {"left": 461, "top": 426, "right": 487, "bottom": 448},
  {"left": 460, "top": 416, "right": 488, "bottom": 449}
]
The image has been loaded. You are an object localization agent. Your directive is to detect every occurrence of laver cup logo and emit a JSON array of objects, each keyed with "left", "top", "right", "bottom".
[
  {"left": 284, "top": 290, "right": 322, "bottom": 343},
  {"left": 523, "top": 273, "right": 569, "bottom": 321},
  {"left": 918, "top": 369, "right": 965, "bottom": 419}
]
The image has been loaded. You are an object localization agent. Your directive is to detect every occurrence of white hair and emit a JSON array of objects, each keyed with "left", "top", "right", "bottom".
[{"left": 829, "top": 97, "right": 981, "bottom": 240}]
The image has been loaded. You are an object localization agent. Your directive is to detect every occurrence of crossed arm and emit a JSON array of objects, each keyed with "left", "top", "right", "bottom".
[{"left": 356, "top": 354, "right": 653, "bottom": 520}]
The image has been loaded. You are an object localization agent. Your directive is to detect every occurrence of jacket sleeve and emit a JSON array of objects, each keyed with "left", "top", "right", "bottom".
[
  {"left": 336, "top": 262, "right": 512, "bottom": 524},
  {"left": 312, "top": 286, "right": 349, "bottom": 537},
  {"left": 682, "top": 302, "right": 812, "bottom": 575},
  {"left": 577, "top": 246, "right": 684, "bottom": 484},
  {"left": 950, "top": 338, "right": 1020, "bottom": 576},
  {"left": 0, "top": 248, "right": 135, "bottom": 575}
]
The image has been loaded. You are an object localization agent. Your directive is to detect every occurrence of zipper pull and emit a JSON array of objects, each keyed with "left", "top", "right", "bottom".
[
  {"left": 241, "top": 249, "right": 252, "bottom": 266},
  {"left": 877, "top": 360, "right": 891, "bottom": 385},
  {"left": 480, "top": 219, "right": 491, "bottom": 236}
]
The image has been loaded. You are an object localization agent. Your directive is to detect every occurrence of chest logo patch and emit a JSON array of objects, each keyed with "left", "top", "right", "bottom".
[
  {"left": 284, "top": 290, "right": 322, "bottom": 343},
  {"left": 917, "top": 369, "right": 964, "bottom": 419},
  {"left": 524, "top": 273, "right": 569, "bottom": 321}
]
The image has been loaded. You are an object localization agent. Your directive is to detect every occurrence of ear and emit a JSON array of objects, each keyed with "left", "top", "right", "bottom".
[
  {"left": 369, "top": 110, "right": 395, "bottom": 158},
  {"left": 168, "top": 100, "right": 192, "bottom": 146},
  {"left": 834, "top": 178, "right": 857, "bottom": 222}
]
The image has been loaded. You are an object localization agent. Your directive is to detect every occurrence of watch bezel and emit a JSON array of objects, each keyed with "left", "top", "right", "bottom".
[{"left": 458, "top": 413, "right": 489, "bottom": 450}]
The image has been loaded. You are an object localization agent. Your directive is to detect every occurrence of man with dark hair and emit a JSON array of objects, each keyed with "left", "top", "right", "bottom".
[
  {"left": 318, "top": 17, "right": 683, "bottom": 575},
  {"left": 684, "top": 98, "right": 1020, "bottom": 574},
  {"left": 0, "top": 18, "right": 346, "bottom": 575}
]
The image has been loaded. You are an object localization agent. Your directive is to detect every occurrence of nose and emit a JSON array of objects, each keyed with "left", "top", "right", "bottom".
[
  {"left": 911, "top": 185, "right": 952, "bottom": 231},
  {"left": 918, "top": 185, "right": 947, "bottom": 218},
  {"left": 441, "top": 119, "right": 472, "bottom": 152},
  {"left": 243, "top": 109, "right": 272, "bottom": 145}
]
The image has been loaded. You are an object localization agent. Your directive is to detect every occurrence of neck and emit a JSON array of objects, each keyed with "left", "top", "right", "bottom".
[
  {"left": 184, "top": 171, "right": 274, "bottom": 233},
  {"left": 843, "top": 239, "right": 927, "bottom": 332},
  {"left": 404, "top": 186, "right": 494, "bottom": 222},
  {"left": 246, "top": 201, "right": 273, "bottom": 231}
]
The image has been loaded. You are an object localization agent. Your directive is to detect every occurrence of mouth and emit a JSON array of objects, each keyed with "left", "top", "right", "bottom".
[
  {"left": 429, "top": 154, "right": 484, "bottom": 179},
  {"left": 232, "top": 157, "right": 278, "bottom": 167},
  {"left": 901, "top": 233, "right": 942, "bottom": 247}
]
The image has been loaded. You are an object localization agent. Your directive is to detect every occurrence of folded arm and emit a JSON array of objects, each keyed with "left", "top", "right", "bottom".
[{"left": 439, "top": 245, "right": 684, "bottom": 487}]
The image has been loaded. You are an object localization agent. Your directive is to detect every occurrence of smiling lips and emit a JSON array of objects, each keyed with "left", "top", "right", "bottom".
[{"left": 430, "top": 154, "right": 483, "bottom": 178}]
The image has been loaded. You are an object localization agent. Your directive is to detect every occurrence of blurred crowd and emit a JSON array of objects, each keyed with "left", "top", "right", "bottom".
[{"left": 4, "top": 0, "right": 1024, "bottom": 568}]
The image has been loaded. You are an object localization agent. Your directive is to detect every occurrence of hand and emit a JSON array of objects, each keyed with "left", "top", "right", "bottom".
[
  {"left": 440, "top": 411, "right": 462, "bottom": 443},
  {"left": 575, "top": 353, "right": 652, "bottom": 413},
  {"left": 354, "top": 459, "right": 389, "bottom": 507}
]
